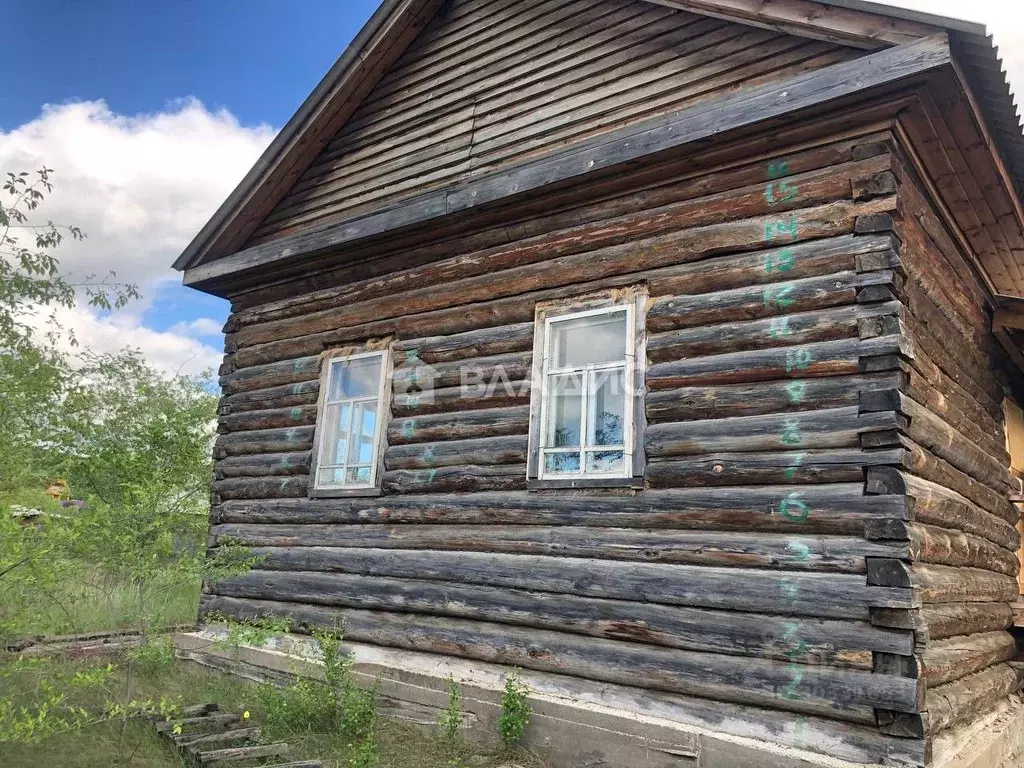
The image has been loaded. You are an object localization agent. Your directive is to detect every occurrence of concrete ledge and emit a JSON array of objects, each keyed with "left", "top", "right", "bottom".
[
  {"left": 932, "top": 695, "right": 1024, "bottom": 768},
  {"left": 174, "top": 629, "right": 926, "bottom": 768}
]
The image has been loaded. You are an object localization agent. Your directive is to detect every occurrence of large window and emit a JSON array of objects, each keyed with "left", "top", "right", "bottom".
[
  {"left": 532, "top": 303, "right": 640, "bottom": 482},
  {"left": 312, "top": 351, "right": 389, "bottom": 493}
]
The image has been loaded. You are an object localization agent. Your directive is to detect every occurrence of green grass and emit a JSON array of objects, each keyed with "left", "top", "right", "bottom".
[
  {"left": 0, "top": 654, "right": 550, "bottom": 768},
  {"left": 5, "top": 569, "right": 198, "bottom": 639}
]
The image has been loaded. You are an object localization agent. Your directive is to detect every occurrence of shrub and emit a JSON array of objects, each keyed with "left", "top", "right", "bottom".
[{"left": 498, "top": 671, "right": 531, "bottom": 749}]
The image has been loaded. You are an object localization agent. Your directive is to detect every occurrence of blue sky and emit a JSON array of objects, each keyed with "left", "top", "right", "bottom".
[{"left": 1, "top": 0, "right": 380, "bottom": 372}]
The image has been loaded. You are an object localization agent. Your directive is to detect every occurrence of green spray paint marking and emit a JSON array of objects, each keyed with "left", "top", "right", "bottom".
[
  {"left": 404, "top": 349, "right": 422, "bottom": 364},
  {"left": 402, "top": 420, "right": 416, "bottom": 439},
  {"left": 768, "top": 317, "right": 792, "bottom": 339},
  {"left": 781, "top": 664, "right": 806, "bottom": 701},
  {"left": 763, "top": 283, "right": 796, "bottom": 309},
  {"left": 418, "top": 468, "right": 438, "bottom": 484},
  {"left": 785, "top": 348, "right": 813, "bottom": 373},
  {"left": 782, "top": 622, "right": 809, "bottom": 658},
  {"left": 407, "top": 394, "right": 421, "bottom": 409},
  {"left": 290, "top": 407, "right": 303, "bottom": 420},
  {"left": 422, "top": 446, "right": 436, "bottom": 466},
  {"left": 780, "top": 580, "right": 799, "bottom": 604},
  {"left": 285, "top": 427, "right": 300, "bottom": 442},
  {"left": 765, "top": 216, "right": 799, "bottom": 243},
  {"left": 788, "top": 540, "right": 811, "bottom": 562},
  {"left": 784, "top": 453, "right": 807, "bottom": 480},
  {"left": 780, "top": 492, "right": 809, "bottom": 523},
  {"left": 765, "top": 180, "right": 799, "bottom": 207},
  {"left": 785, "top": 380, "right": 807, "bottom": 404},
  {"left": 293, "top": 358, "right": 308, "bottom": 372},
  {"left": 781, "top": 420, "right": 802, "bottom": 446},
  {"left": 763, "top": 248, "right": 796, "bottom": 274},
  {"left": 768, "top": 159, "right": 790, "bottom": 179},
  {"left": 795, "top": 716, "right": 807, "bottom": 740}
]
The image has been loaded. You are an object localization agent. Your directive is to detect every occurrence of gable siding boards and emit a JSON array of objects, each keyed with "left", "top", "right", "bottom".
[{"left": 245, "top": 0, "right": 862, "bottom": 247}]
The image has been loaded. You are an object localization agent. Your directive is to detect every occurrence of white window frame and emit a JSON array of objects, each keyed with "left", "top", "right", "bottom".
[
  {"left": 311, "top": 350, "right": 390, "bottom": 493},
  {"left": 536, "top": 304, "right": 636, "bottom": 481}
]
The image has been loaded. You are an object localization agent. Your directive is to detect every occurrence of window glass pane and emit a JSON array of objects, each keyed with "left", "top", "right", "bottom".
[
  {"left": 329, "top": 355, "right": 382, "bottom": 400},
  {"left": 544, "top": 452, "right": 581, "bottom": 474},
  {"left": 545, "top": 374, "right": 583, "bottom": 448},
  {"left": 550, "top": 311, "right": 627, "bottom": 368},
  {"left": 318, "top": 467, "right": 345, "bottom": 486},
  {"left": 589, "top": 369, "right": 626, "bottom": 446},
  {"left": 321, "top": 403, "right": 351, "bottom": 465},
  {"left": 346, "top": 466, "right": 373, "bottom": 485},
  {"left": 586, "top": 451, "right": 625, "bottom": 474},
  {"left": 347, "top": 402, "right": 379, "bottom": 464}
]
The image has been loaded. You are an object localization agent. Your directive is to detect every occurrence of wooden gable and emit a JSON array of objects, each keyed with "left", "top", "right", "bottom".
[{"left": 245, "top": 0, "right": 865, "bottom": 247}]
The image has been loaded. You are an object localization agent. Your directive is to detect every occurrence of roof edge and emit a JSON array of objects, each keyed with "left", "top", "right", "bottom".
[{"left": 173, "top": 0, "right": 432, "bottom": 271}]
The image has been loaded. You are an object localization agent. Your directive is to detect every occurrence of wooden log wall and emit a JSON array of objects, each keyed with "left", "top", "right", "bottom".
[
  {"left": 200, "top": 129, "right": 955, "bottom": 766},
  {"left": 244, "top": 0, "right": 862, "bottom": 247},
  {"left": 861, "top": 141, "right": 1024, "bottom": 746}
]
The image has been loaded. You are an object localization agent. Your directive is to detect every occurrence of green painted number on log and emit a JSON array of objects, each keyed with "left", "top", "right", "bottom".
[
  {"left": 763, "top": 248, "right": 796, "bottom": 274},
  {"left": 788, "top": 540, "right": 811, "bottom": 562},
  {"left": 768, "top": 317, "right": 791, "bottom": 338},
  {"left": 781, "top": 664, "right": 806, "bottom": 700},
  {"left": 407, "top": 394, "right": 421, "bottom": 409},
  {"left": 765, "top": 180, "right": 799, "bottom": 207},
  {"left": 422, "top": 446, "right": 436, "bottom": 466},
  {"left": 782, "top": 623, "right": 809, "bottom": 658},
  {"left": 765, "top": 216, "right": 799, "bottom": 242},
  {"left": 285, "top": 428, "right": 300, "bottom": 442},
  {"left": 402, "top": 420, "right": 416, "bottom": 439},
  {"left": 417, "top": 468, "right": 438, "bottom": 484},
  {"left": 763, "top": 283, "right": 795, "bottom": 308},
  {"left": 795, "top": 716, "right": 806, "bottom": 739},
  {"left": 780, "top": 492, "right": 809, "bottom": 522},
  {"left": 289, "top": 407, "right": 303, "bottom": 420},
  {"left": 780, "top": 580, "right": 799, "bottom": 604},
  {"left": 784, "top": 452, "right": 806, "bottom": 480},
  {"left": 404, "top": 349, "right": 421, "bottom": 364},
  {"left": 781, "top": 420, "right": 802, "bottom": 446},
  {"left": 785, "top": 348, "right": 813, "bottom": 372},
  {"left": 785, "top": 380, "right": 807, "bottom": 404},
  {"left": 768, "top": 159, "right": 790, "bottom": 179}
]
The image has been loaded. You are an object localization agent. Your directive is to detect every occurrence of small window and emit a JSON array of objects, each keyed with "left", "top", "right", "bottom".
[
  {"left": 312, "top": 351, "right": 389, "bottom": 493},
  {"left": 532, "top": 303, "right": 640, "bottom": 482}
]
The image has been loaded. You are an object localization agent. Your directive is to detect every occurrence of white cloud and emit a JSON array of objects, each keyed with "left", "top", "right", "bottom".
[{"left": 0, "top": 99, "right": 275, "bottom": 376}]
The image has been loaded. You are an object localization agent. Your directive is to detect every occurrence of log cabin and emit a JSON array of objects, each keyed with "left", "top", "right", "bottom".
[{"left": 173, "top": 1, "right": 1024, "bottom": 765}]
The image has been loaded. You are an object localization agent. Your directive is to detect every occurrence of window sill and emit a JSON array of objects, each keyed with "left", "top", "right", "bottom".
[
  {"left": 308, "top": 486, "right": 383, "bottom": 499},
  {"left": 528, "top": 478, "right": 644, "bottom": 491}
]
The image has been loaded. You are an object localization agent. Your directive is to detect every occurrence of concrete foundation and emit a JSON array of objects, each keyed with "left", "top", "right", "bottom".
[{"left": 172, "top": 631, "right": 1024, "bottom": 768}]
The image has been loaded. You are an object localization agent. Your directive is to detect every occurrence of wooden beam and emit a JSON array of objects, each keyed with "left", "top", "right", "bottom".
[
  {"left": 642, "top": 0, "right": 940, "bottom": 49},
  {"left": 182, "top": 34, "right": 952, "bottom": 292}
]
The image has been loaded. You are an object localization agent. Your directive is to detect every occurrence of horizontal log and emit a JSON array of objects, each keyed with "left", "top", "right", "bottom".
[
  {"left": 201, "top": 595, "right": 920, "bottom": 721},
  {"left": 646, "top": 372, "right": 902, "bottom": 421},
  {"left": 384, "top": 435, "right": 527, "bottom": 469},
  {"left": 867, "top": 561, "right": 1018, "bottom": 604},
  {"left": 392, "top": 351, "right": 531, "bottom": 392},
  {"left": 646, "top": 335, "right": 905, "bottom": 389},
  {"left": 220, "top": 405, "right": 318, "bottom": 433},
  {"left": 247, "top": 547, "right": 915, "bottom": 619},
  {"left": 870, "top": 603, "right": 1014, "bottom": 643},
  {"left": 898, "top": 439, "right": 1019, "bottom": 526},
  {"left": 221, "top": 380, "right": 320, "bottom": 414},
  {"left": 230, "top": 222, "right": 896, "bottom": 370},
  {"left": 212, "top": 477, "right": 309, "bottom": 501},
  {"left": 393, "top": 322, "right": 535, "bottom": 364},
  {"left": 209, "top": 524, "right": 901, "bottom": 572},
  {"left": 392, "top": 381, "right": 529, "bottom": 417},
  {"left": 921, "top": 631, "right": 1017, "bottom": 688},
  {"left": 866, "top": 468, "right": 1019, "bottom": 550},
  {"left": 904, "top": 523, "right": 1018, "bottom": 577},
  {"left": 382, "top": 464, "right": 528, "bottom": 494},
  {"left": 924, "top": 663, "right": 1024, "bottom": 735},
  {"left": 231, "top": 193, "right": 893, "bottom": 350},
  {"left": 646, "top": 448, "right": 903, "bottom": 487},
  {"left": 646, "top": 302, "right": 899, "bottom": 362},
  {"left": 895, "top": 394, "right": 1013, "bottom": 494},
  {"left": 221, "top": 356, "right": 321, "bottom": 395},
  {"left": 646, "top": 269, "right": 896, "bottom": 333},
  {"left": 214, "top": 426, "right": 316, "bottom": 458},
  {"left": 645, "top": 407, "right": 899, "bottom": 457},
  {"left": 217, "top": 452, "right": 312, "bottom": 479},
  {"left": 387, "top": 405, "right": 529, "bottom": 445},
  {"left": 210, "top": 569, "right": 912, "bottom": 666},
  {"left": 212, "top": 485, "right": 907, "bottom": 534}
]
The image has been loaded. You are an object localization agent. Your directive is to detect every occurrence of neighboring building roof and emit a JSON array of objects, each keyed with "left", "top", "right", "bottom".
[{"left": 173, "top": 0, "right": 1024, "bottom": 286}]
